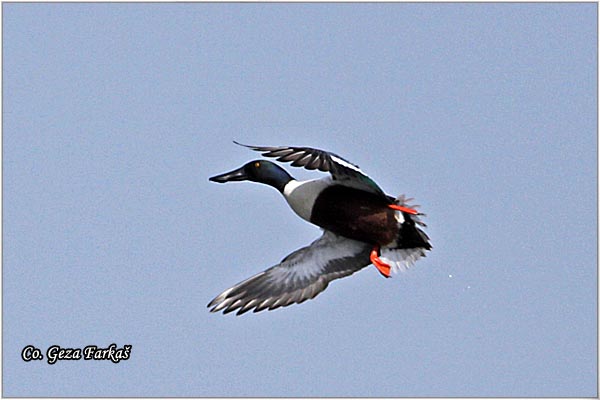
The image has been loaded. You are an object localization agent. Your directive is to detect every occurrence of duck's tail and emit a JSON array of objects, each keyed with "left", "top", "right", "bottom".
[{"left": 380, "top": 195, "right": 432, "bottom": 274}]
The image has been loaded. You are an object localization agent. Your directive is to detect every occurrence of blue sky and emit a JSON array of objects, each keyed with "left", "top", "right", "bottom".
[{"left": 3, "top": 2, "right": 597, "bottom": 397}]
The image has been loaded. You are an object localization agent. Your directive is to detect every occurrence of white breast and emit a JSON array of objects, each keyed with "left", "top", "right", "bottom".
[{"left": 282, "top": 177, "right": 332, "bottom": 222}]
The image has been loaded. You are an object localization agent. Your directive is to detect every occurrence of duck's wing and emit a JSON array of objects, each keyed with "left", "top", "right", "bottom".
[
  {"left": 207, "top": 231, "right": 371, "bottom": 315},
  {"left": 234, "top": 141, "right": 387, "bottom": 197}
]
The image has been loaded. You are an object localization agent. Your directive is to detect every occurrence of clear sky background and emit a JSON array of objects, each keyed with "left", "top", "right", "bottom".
[{"left": 3, "top": 3, "right": 597, "bottom": 397}]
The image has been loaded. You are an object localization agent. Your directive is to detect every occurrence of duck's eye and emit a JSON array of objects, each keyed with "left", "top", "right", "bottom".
[{"left": 254, "top": 162, "right": 260, "bottom": 168}]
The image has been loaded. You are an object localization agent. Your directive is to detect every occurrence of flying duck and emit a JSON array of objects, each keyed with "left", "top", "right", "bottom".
[{"left": 208, "top": 142, "right": 431, "bottom": 315}]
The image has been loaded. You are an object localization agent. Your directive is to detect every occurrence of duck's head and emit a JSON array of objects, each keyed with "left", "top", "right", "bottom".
[{"left": 209, "top": 160, "right": 293, "bottom": 192}]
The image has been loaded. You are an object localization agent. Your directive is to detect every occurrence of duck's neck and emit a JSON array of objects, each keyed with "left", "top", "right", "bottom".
[{"left": 263, "top": 169, "right": 293, "bottom": 193}]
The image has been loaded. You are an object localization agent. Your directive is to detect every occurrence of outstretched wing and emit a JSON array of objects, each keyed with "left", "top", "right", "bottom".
[
  {"left": 207, "top": 231, "right": 372, "bottom": 315},
  {"left": 234, "top": 141, "right": 386, "bottom": 197}
]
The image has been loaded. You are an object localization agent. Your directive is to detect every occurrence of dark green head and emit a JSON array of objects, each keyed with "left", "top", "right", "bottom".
[{"left": 209, "top": 160, "right": 293, "bottom": 192}]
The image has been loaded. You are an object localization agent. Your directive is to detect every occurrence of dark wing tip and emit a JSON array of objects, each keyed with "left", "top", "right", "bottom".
[
  {"left": 234, "top": 142, "right": 335, "bottom": 173},
  {"left": 232, "top": 140, "right": 259, "bottom": 150},
  {"left": 232, "top": 141, "right": 358, "bottom": 171},
  {"left": 232, "top": 140, "right": 284, "bottom": 155}
]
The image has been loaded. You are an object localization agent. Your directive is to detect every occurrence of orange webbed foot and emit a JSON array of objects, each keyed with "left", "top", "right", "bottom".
[
  {"left": 388, "top": 204, "right": 418, "bottom": 215},
  {"left": 370, "top": 245, "right": 391, "bottom": 278}
]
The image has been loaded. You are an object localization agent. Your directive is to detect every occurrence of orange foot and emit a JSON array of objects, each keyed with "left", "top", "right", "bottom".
[
  {"left": 370, "top": 245, "right": 391, "bottom": 278},
  {"left": 388, "top": 204, "right": 418, "bottom": 215}
]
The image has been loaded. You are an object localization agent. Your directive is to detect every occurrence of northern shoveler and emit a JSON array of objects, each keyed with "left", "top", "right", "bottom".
[{"left": 207, "top": 142, "right": 431, "bottom": 315}]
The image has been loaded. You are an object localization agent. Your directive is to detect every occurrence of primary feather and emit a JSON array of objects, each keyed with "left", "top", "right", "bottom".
[
  {"left": 233, "top": 141, "right": 386, "bottom": 197},
  {"left": 207, "top": 231, "right": 371, "bottom": 315}
]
